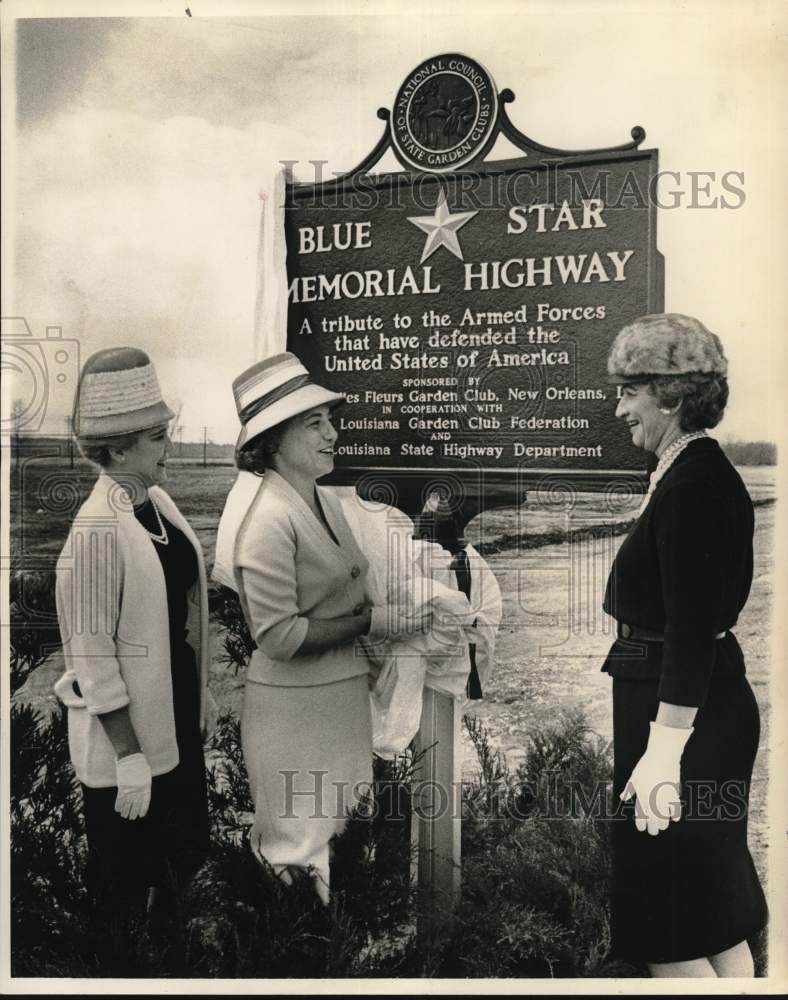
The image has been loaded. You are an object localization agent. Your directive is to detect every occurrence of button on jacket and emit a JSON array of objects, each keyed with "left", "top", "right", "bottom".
[
  {"left": 602, "top": 438, "right": 754, "bottom": 707},
  {"left": 234, "top": 470, "right": 373, "bottom": 687}
]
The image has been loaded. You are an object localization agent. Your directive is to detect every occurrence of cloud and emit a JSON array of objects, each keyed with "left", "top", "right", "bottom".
[
  {"left": 15, "top": 106, "right": 321, "bottom": 439},
  {"left": 40, "top": 16, "right": 371, "bottom": 132},
  {"left": 16, "top": 18, "right": 119, "bottom": 127}
]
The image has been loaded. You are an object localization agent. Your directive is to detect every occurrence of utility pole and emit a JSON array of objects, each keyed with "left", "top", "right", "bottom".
[
  {"left": 11, "top": 398, "right": 25, "bottom": 468},
  {"left": 171, "top": 402, "right": 183, "bottom": 458},
  {"left": 66, "top": 415, "right": 74, "bottom": 468},
  {"left": 202, "top": 426, "right": 209, "bottom": 467}
]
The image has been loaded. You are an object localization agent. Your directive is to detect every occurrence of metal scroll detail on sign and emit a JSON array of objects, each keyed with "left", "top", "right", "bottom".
[{"left": 285, "top": 54, "right": 662, "bottom": 515}]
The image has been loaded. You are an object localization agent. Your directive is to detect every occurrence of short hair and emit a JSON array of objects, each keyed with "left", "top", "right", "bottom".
[
  {"left": 76, "top": 431, "right": 141, "bottom": 468},
  {"left": 235, "top": 424, "right": 286, "bottom": 475},
  {"left": 649, "top": 373, "right": 729, "bottom": 431}
]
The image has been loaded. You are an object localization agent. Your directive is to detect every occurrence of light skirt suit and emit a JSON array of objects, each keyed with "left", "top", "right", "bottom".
[{"left": 234, "top": 471, "right": 373, "bottom": 893}]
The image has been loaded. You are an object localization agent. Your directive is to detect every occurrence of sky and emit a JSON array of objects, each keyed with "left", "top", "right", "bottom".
[{"left": 3, "top": 0, "right": 786, "bottom": 444}]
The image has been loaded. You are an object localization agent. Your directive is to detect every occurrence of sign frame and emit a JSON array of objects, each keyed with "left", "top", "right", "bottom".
[{"left": 284, "top": 69, "right": 662, "bottom": 511}]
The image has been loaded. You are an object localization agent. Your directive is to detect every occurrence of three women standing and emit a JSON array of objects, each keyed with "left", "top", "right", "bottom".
[
  {"left": 54, "top": 326, "right": 767, "bottom": 970},
  {"left": 603, "top": 314, "right": 767, "bottom": 976},
  {"left": 55, "top": 347, "right": 214, "bottom": 924}
]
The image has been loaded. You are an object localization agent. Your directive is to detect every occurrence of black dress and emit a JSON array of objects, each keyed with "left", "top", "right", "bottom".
[
  {"left": 602, "top": 438, "right": 767, "bottom": 962},
  {"left": 80, "top": 501, "right": 210, "bottom": 906}
]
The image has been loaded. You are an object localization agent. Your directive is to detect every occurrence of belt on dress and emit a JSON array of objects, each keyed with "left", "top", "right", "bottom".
[{"left": 617, "top": 622, "right": 727, "bottom": 642}]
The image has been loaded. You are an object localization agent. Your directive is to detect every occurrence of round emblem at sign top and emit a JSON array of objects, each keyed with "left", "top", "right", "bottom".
[{"left": 390, "top": 53, "right": 498, "bottom": 173}]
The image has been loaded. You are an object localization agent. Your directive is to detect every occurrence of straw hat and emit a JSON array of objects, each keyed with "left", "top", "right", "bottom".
[
  {"left": 233, "top": 352, "right": 344, "bottom": 451},
  {"left": 607, "top": 313, "right": 728, "bottom": 384},
  {"left": 73, "top": 347, "right": 174, "bottom": 439}
]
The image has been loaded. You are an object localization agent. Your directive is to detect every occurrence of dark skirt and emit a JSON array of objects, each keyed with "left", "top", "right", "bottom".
[
  {"left": 81, "top": 642, "right": 209, "bottom": 908},
  {"left": 609, "top": 635, "right": 768, "bottom": 963},
  {"left": 81, "top": 752, "right": 209, "bottom": 908}
]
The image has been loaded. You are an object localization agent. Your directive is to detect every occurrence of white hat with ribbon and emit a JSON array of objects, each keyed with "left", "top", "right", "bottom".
[{"left": 233, "top": 351, "right": 344, "bottom": 452}]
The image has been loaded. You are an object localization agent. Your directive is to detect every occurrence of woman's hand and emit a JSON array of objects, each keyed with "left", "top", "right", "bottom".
[
  {"left": 620, "top": 720, "right": 693, "bottom": 835},
  {"left": 114, "top": 752, "right": 152, "bottom": 820},
  {"left": 96, "top": 705, "right": 151, "bottom": 818}
]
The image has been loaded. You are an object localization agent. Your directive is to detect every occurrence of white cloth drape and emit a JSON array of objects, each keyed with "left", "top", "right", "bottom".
[
  {"left": 212, "top": 165, "right": 288, "bottom": 588},
  {"left": 253, "top": 167, "right": 288, "bottom": 360}
]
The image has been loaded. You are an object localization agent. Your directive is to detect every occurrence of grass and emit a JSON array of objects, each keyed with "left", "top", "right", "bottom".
[{"left": 9, "top": 456, "right": 238, "bottom": 566}]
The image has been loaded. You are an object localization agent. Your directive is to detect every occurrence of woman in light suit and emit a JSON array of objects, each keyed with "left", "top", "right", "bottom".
[
  {"left": 230, "top": 352, "right": 425, "bottom": 903},
  {"left": 54, "top": 347, "right": 215, "bottom": 927}
]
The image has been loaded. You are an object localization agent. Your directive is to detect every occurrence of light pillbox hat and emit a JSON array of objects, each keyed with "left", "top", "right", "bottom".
[
  {"left": 233, "top": 352, "right": 345, "bottom": 452},
  {"left": 73, "top": 347, "right": 175, "bottom": 439},
  {"left": 607, "top": 313, "right": 728, "bottom": 384}
]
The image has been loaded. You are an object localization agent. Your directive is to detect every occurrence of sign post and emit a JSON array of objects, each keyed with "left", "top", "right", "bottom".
[
  {"left": 411, "top": 688, "right": 463, "bottom": 920},
  {"left": 281, "top": 52, "right": 662, "bottom": 922}
]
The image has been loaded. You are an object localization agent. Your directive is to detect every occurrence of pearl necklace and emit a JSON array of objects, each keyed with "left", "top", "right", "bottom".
[
  {"left": 141, "top": 495, "right": 169, "bottom": 545},
  {"left": 637, "top": 430, "right": 708, "bottom": 516}
]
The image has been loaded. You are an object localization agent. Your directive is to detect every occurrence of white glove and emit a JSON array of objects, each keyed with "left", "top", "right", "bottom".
[
  {"left": 620, "top": 721, "right": 693, "bottom": 835},
  {"left": 115, "top": 752, "right": 152, "bottom": 820}
]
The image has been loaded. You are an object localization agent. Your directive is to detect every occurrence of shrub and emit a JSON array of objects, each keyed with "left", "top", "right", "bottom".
[
  {"left": 434, "top": 710, "right": 639, "bottom": 978},
  {"left": 9, "top": 565, "right": 60, "bottom": 693},
  {"left": 10, "top": 702, "right": 88, "bottom": 974},
  {"left": 210, "top": 585, "right": 254, "bottom": 674},
  {"left": 12, "top": 679, "right": 640, "bottom": 978}
]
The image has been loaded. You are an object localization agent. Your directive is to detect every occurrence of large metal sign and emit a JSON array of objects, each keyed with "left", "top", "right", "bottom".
[{"left": 285, "top": 55, "right": 662, "bottom": 497}]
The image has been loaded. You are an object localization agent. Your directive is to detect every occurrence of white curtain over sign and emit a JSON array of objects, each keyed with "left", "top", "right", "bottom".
[
  {"left": 253, "top": 166, "right": 288, "bottom": 359},
  {"left": 213, "top": 166, "right": 289, "bottom": 589},
  {"left": 212, "top": 470, "right": 259, "bottom": 590}
]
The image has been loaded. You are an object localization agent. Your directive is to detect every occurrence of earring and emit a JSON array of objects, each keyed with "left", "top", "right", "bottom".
[{"left": 659, "top": 407, "right": 672, "bottom": 414}]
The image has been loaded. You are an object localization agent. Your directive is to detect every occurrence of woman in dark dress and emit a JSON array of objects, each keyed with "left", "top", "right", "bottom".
[
  {"left": 602, "top": 314, "right": 767, "bottom": 977},
  {"left": 54, "top": 347, "right": 216, "bottom": 928}
]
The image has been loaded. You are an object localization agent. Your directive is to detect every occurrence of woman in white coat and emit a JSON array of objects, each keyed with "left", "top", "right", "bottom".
[
  {"left": 54, "top": 347, "right": 215, "bottom": 925},
  {"left": 230, "top": 352, "right": 427, "bottom": 903}
]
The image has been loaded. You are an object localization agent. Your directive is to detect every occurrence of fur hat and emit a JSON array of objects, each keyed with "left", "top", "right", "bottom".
[
  {"left": 73, "top": 347, "right": 174, "bottom": 438},
  {"left": 607, "top": 313, "right": 728, "bottom": 384}
]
